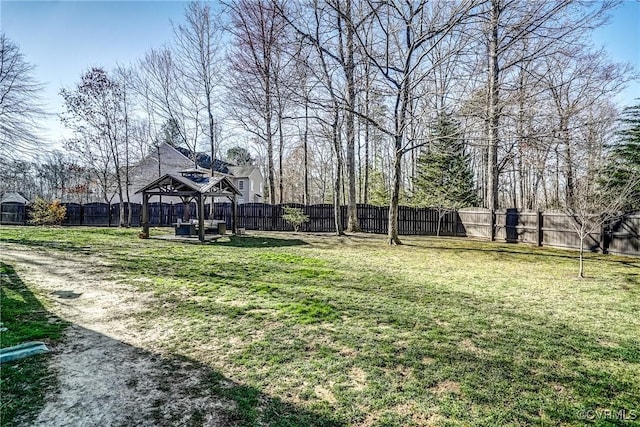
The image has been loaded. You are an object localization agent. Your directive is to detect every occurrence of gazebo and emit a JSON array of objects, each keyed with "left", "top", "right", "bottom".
[{"left": 136, "top": 169, "right": 242, "bottom": 242}]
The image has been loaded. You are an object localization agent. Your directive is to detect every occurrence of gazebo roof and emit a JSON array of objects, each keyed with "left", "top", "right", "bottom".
[{"left": 135, "top": 173, "right": 241, "bottom": 197}]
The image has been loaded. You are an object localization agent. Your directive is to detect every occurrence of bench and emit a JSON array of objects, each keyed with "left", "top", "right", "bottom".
[{"left": 200, "top": 220, "right": 226, "bottom": 235}]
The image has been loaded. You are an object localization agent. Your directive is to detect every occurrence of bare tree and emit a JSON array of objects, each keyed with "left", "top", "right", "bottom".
[
  {"left": 61, "top": 68, "right": 128, "bottom": 224},
  {"left": 0, "top": 34, "right": 47, "bottom": 159},
  {"left": 481, "top": 0, "right": 617, "bottom": 212},
  {"left": 565, "top": 172, "right": 640, "bottom": 278},
  {"left": 541, "top": 47, "right": 633, "bottom": 208},
  {"left": 353, "top": 0, "right": 476, "bottom": 244},
  {"left": 114, "top": 64, "right": 137, "bottom": 226},
  {"left": 331, "top": 0, "right": 360, "bottom": 231},
  {"left": 174, "top": 1, "right": 223, "bottom": 167},
  {"left": 225, "top": 0, "right": 289, "bottom": 204},
  {"left": 136, "top": 47, "right": 201, "bottom": 166}
]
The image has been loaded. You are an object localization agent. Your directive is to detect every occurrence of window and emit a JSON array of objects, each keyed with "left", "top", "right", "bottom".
[{"left": 238, "top": 180, "right": 244, "bottom": 190}]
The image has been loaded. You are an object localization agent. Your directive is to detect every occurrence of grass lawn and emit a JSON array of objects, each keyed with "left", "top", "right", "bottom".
[
  {"left": 1, "top": 226, "right": 639, "bottom": 426},
  {"left": 0, "top": 261, "right": 68, "bottom": 426}
]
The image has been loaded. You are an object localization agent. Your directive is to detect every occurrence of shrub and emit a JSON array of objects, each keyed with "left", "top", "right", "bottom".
[
  {"left": 282, "top": 206, "right": 309, "bottom": 232},
  {"left": 29, "top": 198, "right": 66, "bottom": 226}
]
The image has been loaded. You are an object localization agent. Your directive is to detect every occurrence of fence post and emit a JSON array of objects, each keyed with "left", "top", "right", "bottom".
[
  {"left": 454, "top": 210, "right": 459, "bottom": 237},
  {"left": 600, "top": 222, "right": 610, "bottom": 255},
  {"left": 536, "top": 210, "right": 543, "bottom": 247},
  {"left": 490, "top": 209, "right": 496, "bottom": 241}
]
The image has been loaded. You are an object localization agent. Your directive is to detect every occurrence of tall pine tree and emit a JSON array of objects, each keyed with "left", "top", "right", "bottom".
[
  {"left": 604, "top": 103, "right": 640, "bottom": 210},
  {"left": 413, "top": 114, "right": 477, "bottom": 235}
]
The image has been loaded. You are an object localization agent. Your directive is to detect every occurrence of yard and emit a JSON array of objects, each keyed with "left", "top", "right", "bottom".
[{"left": 1, "top": 226, "right": 639, "bottom": 426}]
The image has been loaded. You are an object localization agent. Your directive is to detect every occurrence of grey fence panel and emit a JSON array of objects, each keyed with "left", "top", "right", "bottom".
[
  {"left": 457, "top": 208, "right": 492, "bottom": 239},
  {"left": 517, "top": 211, "right": 539, "bottom": 244},
  {"left": 608, "top": 213, "right": 640, "bottom": 256},
  {"left": 495, "top": 209, "right": 538, "bottom": 243},
  {"left": 442, "top": 211, "right": 457, "bottom": 236},
  {"left": 110, "top": 203, "right": 142, "bottom": 227},
  {"left": 148, "top": 202, "right": 172, "bottom": 226},
  {"left": 62, "top": 203, "right": 82, "bottom": 225},
  {"left": 238, "top": 202, "right": 272, "bottom": 230},
  {"left": 542, "top": 211, "right": 602, "bottom": 252},
  {"left": 83, "top": 203, "right": 111, "bottom": 226}
]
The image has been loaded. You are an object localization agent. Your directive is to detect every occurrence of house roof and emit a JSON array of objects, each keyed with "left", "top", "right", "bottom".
[
  {"left": 174, "top": 146, "right": 234, "bottom": 174},
  {"left": 135, "top": 173, "right": 241, "bottom": 197},
  {"left": 172, "top": 145, "right": 262, "bottom": 177},
  {"left": 0, "top": 192, "right": 29, "bottom": 204},
  {"left": 228, "top": 165, "right": 258, "bottom": 178}
]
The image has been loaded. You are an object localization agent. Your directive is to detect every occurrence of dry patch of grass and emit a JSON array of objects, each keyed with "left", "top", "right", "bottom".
[{"left": 430, "top": 380, "right": 462, "bottom": 395}]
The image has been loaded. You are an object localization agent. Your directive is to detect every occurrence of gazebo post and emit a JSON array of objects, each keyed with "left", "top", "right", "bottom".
[
  {"left": 142, "top": 192, "right": 149, "bottom": 238},
  {"left": 198, "top": 193, "right": 205, "bottom": 242},
  {"left": 231, "top": 194, "right": 237, "bottom": 234}
]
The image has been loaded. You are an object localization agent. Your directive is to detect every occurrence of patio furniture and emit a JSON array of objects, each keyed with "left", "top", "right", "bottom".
[{"left": 174, "top": 222, "right": 196, "bottom": 236}]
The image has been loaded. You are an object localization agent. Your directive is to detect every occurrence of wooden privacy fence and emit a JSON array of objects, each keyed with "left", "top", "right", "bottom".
[{"left": 1, "top": 201, "right": 638, "bottom": 256}]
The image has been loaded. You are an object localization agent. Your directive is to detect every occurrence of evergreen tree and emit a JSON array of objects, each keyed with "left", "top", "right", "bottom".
[
  {"left": 413, "top": 114, "right": 477, "bottom": 235},
  {"left": 226, "top": 146, "right": 254, "bottom": 166},
  {"left": 368, "top": 168, "right": 390, "bottom": 207},
  {"left": 603, "top": 103, "right": 640, "bottom": 210},
  {"left": 160, "top": 118, "right": 183, "bottom": 148}
]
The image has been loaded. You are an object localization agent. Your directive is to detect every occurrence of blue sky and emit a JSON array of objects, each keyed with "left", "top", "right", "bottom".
[
  {"left": 1, "top": 1, "right": 189, "bottom": 143},
  {"left": 1, "top": 0, "right": 638, "bottom": 146}
]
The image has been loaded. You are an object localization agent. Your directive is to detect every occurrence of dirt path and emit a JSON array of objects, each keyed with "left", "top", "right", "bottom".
[{"left": 2, "top": 244, "right": 230, "bottom": 426}]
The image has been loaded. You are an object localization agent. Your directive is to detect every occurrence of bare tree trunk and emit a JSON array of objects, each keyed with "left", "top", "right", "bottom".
[
  {"left": 561, "top": 117, "right": 575, "bottom": 208},
  {"left": 579, "top": 234, "right": 584, "bottom": 278},
  {"left": 387, "top": 146, "right": 402, "bottom": 245},
  {"left": 278, "top": 110, "right": 284, "bottom": 204},
  {"left": 210, "top": 121, "right": 217, "bottom": 175},
  {"left": 125, "top": 148, "right": 132, "bottom": 227},
  {"left": 303, "top": 99, "right": 310, "bottom": 205},
  {"left": 265, "top": 89, "right": 276, "bottom": 204},
  {"left": 364, "top": 119, "right": 370, "bottom": 205},
  {"left": 122, "top": 69, "right": 133, "bottom": 228},
  {"left": 117, "top": 184, "right": 125, "bottom": 227},
  {"left": 487, "top": 0, "right": 500, "bottom": 211},
  {"left": 332, "top": 107, "right": 344, "bottom": 235},
  {"left": 344, "top": 0, "right": 359, "bottom": 232}
]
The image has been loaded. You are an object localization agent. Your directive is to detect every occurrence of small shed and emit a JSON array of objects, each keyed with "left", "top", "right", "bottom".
[{"left": 136, "top": 170, "right": 242, "bottom": 242}]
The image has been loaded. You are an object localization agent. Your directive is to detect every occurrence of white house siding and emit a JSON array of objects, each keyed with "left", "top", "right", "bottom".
[
  {"left": 114, "top": 144, "right": 195, "bottom": 204},
  {"left": 227, "top": 166, "right": 264, "bottom": 204}
]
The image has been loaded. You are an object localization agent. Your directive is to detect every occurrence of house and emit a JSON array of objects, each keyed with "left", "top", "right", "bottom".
[
  {"left": 115, "top": 143, "right": 263, "bottom": 204},
  {"left": 227, "top": 165, "right": 263, "bottom": 204}
]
